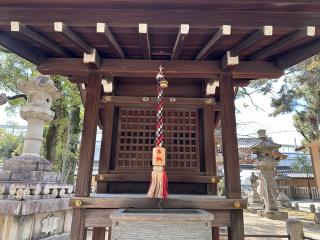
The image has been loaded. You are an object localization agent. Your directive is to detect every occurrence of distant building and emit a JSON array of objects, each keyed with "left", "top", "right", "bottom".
[{"left": 279, "top": 144, "right": 311, "bottom": 168}]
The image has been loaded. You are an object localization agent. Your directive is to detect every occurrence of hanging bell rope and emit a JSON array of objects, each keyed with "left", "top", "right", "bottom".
[{"left": 147, "top": 65, "right": 169, "bottom": 199}]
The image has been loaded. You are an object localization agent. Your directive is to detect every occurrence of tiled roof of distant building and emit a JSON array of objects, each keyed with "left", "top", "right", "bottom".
[{"left": 277, "top": 170, "right": 314, "bottom": 179}]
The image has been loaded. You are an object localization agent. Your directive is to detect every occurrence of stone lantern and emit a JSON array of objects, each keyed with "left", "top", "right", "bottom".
[
  {"left": 249, "top": 172, "right": 261, "bottom": 204},
  {"left": 253, "top": 130, "right": 288, "bottom": 220},
  {"left": 0, "top": 75, "right": 63, "bottom": 182},
  {"left": 18, "top": 75, "right": 61, "bottom": 157},
  {"left": 0, "top": 75, "right": 73, "bottom": 239}
]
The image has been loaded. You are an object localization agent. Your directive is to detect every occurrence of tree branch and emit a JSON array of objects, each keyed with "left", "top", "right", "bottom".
[{"left": 7, "top": 94, "right": 27, "bottom": 101}]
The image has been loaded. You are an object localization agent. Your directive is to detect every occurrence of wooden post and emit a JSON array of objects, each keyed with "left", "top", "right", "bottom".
[
  {"left": 203, "top": 104, "right": 217, "bottom": 194},
  {"left": 219, "top": 72, "right": 244, "bottom": 240},
  {"left": 70, "top": 71, "right": 102, "bottom": 240},
  {"left": 92, "top": 103, "right": 115, "bottom": 240}
]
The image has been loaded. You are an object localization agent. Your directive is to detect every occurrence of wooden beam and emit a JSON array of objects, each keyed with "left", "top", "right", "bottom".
[
  {"left": 97, "top": 22, "right": 125, "bottom": 59},
  {"left": 0, "top": 32, "right": 44, "bottom": 65},
  {"left": 37, "top": 58, "right": 283, "bottom": 80},
  {"left": 96, "top": 173, "right": 219, "bottom": 183},
  {"left": 54, "top": 22, "right": 93, "bottom": 54},
  {"left": 70, "top": 72, "right": 101, "bottom": 240},
  {"left": 219, "top": 72, "right": 241, "bottom": 199},
  {"left": 229, "top": 210, "right": 245, "bottom": 240},
  {"left": 203, "top": 106, "right": 218, "bottom": 194},
  {"left": 171, "top": 24, "right": 189, "bottom": 60},
  {"left": 102, "top": 96, "right": 218, "bottom": 109},
  {"left": 250, "top": 26, "right": 316, "bottom": 60},
  {"left": 92, "top": 104, "right": 114, "bottom": 240},
  {"left": 70, "top": 194, "right": 247, "bottom": 210},
  {"left": 138, "top": 23, "right": 151, "bottom": 59},
  {"left": 2, "top": 8, "right": 320, "bottom": 29},
  {"left": 219, "top": 72, "right": 244, "bottom": 240},
  {"left": 277, "top": 40, "right": 320, "bottom": 69},
  {"left": 232, "top": 61, "right": 283, "bottom": 79},
  {"left": 230, "top": 26, "right": 273, "bottom": 56},
  {"left": 75, "top": 72, "right": 101, "bottom": 197},
  {"left": 196, "top": 25, "right": 231, "bottom": 60},
  {"left": 70, "top": 209, "right": 86, "bottom": 240},
  {"left": 96, "top": 104, "right": 114, "bottom": 193},
  {"left": 11, "top": 21, "right": 70, "bottom": 57}
]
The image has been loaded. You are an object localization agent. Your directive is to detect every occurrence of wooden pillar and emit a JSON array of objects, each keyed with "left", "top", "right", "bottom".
[
  {"left": 70, "top": 71, "right": 102, "bottom": 240},
  {"left": 92, "top": 103, "right": 115, "bottom": 240},
  {"left": 204, "top": 104, "right": 217, "bottom": 195},
  {"left": 219, "top": 72, "right": 244, "bottom": 240}
]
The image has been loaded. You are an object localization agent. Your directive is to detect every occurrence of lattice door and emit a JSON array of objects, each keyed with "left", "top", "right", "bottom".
[{"left": 115, "top": 107, "right": 200, "bottom": 172}]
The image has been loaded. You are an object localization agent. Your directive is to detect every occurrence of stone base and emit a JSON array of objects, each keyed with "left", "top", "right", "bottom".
[
  {"left": 0, "top": 198, "right": 72, "bottom": 240},
  {"left": 0, "top": 156, "right": 62, "bottom": 182},
  {"left": 111, "top": 209, "right": 214, "bottom": 240},
  {"left": 2, "top": 156, "right": 52, "bottom": 171},
  {"left": 257, "top": 210, "right": 288, "bottom": 220}
]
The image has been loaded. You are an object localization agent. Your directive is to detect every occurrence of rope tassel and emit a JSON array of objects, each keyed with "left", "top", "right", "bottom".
[{"left": 147, "top": 66, "right": 169, "bottom": 199}]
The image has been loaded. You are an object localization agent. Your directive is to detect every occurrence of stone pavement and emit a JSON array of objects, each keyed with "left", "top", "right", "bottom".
[{"left": 244, "top": 210, "right": 320, "bottom": 240}]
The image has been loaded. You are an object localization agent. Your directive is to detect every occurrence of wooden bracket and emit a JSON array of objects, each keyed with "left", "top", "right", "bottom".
[
  {"left": 101, "top": 77, "right": 113, "bottom": 93},
  {"left": 222, "top": 51, "right": 239, "bottom": 70},
  {"left": 83, "top": 48, "right": 101, "bottom": 69},
  {"left": 206, "top": 79, "right": 219, "bottom": 96}
]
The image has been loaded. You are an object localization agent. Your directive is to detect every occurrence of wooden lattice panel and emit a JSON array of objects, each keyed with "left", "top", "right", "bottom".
[{"left": 116, "top": 108, "right": 200, "bottom": 172}]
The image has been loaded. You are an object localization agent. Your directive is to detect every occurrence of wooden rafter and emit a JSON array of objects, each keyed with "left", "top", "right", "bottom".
[
  {"left": 54, "top": 22, "right": 101, "bottom": 68},
  {"left": 11, "top": 21, "right": 70, "bottom": 57},
  {"left": 171, "top": 24, "right": 189, "bottom": 60},
  {"left": 37, "top": 58, "right": 283, "bottom": 80},
  {"left": 0, "top": 32, "right": 44, "bottom": 65},
  {"left": 138, "top": 23, "right": 151, "bottom": 59},
  {"left": 277, "top": 40, "right": 320, "bottom": 69},
  {"left": 196, "top": 25, "right": 231, "bottom": 60},
  {"left": 54, "top": 22, "right": 93, "bottom": 54},
  {"left": 250, "top": 26, "right": 316, "bottom": 60},
  {"left": 230, "top": 26, "right": 273, "bottom": 57},
  {"left": 97, "top": 23, "right": 125, "bottom": 59}
]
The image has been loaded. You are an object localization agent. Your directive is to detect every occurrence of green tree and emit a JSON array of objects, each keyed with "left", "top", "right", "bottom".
[
  {"left": 292, "top": 155, "right": 312, "bottom": 173},
  {"left": 245, "top": 56, "right": 320, "bottom": 144},
  {"left": 0, "top": 128, "right": 23, "bottom": 165},
  {"left": 0, "top": 52, "right": 83, "bottom": 183}
]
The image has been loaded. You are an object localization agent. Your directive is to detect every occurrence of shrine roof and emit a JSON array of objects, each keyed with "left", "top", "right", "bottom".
[{"left": 0, "top": 0, "right": 320, "bottom": 81}]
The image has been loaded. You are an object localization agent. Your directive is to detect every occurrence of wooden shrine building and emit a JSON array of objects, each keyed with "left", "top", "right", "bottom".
[{"left": 1, "top": 1, "right": 320, "bottom": 239}]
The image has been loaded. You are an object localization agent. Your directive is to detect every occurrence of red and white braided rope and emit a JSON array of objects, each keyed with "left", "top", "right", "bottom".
[{"left": 155, "top": 72, "right": 164, "bottom": 147}]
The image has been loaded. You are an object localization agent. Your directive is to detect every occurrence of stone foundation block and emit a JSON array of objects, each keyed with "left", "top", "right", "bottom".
[{"left": 111, "top": 209, "right": 214, "bottom": 240}]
